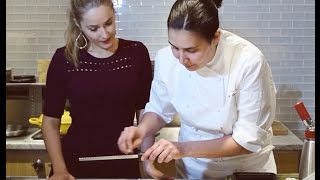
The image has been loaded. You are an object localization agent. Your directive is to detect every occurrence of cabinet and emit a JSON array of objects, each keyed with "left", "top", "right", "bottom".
[
  {"left": 273, "top": 150, "right": 301, "bottom": 173},
  {"left": 6, "top": 149, "right": 51, "bottom": 177}
]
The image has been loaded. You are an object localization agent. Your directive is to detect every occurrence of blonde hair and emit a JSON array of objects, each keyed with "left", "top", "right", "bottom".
[{"left": 64, "top": 0, "right": 115, "bottom": 67}]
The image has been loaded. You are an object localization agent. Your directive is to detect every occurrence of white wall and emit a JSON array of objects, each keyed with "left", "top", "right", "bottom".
[{"left": 6, "top": 0, "right": 315, "bottom": 138}]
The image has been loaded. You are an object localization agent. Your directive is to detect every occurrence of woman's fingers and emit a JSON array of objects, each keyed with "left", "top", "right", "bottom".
[
  {"left": 117, "top": 129, "right": 130, "bottom": 153},
  {"left": 123, "top": 127, "right": 134, "bottom": 152},
  {"left": 158, "top": 148, "right": 174, "bottom": 163},
  {"left": 141, "top": 139, "right": 179, "bottom": 163},
  {"left": 141, "top": 142, "right": 160, "bottom": 161},
  {"left": 117, "top": 126, "right": 141, "bottom": 154}
]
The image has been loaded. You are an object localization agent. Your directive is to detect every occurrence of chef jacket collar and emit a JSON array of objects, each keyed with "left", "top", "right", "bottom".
[{"left": 196, "top": 29, "right": 225, "bottom": 77}]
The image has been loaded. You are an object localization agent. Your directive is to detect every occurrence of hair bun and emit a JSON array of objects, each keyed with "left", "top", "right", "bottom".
[{"left": 212, "top": 0, "right": 223, "bottom": 8}]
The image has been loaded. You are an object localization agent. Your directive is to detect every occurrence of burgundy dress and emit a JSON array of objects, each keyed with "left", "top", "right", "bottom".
[{"left": 43, "top": 39, "right": 152, "bottom": 178}]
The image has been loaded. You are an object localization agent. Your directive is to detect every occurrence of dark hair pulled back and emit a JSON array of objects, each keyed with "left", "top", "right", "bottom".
[{"left": 167, "top": 0, "right": 223, "bottom": 43}]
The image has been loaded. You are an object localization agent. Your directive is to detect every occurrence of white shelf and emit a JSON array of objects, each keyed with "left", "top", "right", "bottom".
[{"left": 6, "top": 83, "right": 46, "bottom": 86}]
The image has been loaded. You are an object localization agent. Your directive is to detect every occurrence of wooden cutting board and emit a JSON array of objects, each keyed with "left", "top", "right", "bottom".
[{"left": 272, "top": 120, "right": 288, "bottom": 136}]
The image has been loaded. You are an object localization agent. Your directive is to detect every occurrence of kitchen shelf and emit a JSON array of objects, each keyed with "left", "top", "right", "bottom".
[
  {"left": 6, "top": 83, "right": 46, "bottom": 86},
  {"left": 6, "top": 83, "right": 45, "bottom": 118}
]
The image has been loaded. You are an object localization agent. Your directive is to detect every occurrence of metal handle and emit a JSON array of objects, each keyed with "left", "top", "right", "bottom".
[
  {"left": 32, "top": 159, "right": 46, "bottom": 178},
  {"left": 294, "top": 102, "right": 311, "bottom": 121},
  {"left": 293, "top": 102, "right": 314, "bottom": 128}
]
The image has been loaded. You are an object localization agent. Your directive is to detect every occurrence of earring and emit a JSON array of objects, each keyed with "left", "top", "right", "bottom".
[{"left": 75, "top": 32, "right": 87, "bottom": 49}]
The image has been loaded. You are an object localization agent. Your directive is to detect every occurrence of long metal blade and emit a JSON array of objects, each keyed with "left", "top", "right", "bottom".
[{"left": 79, "top": 154, "right": 141, "bottom": 161}]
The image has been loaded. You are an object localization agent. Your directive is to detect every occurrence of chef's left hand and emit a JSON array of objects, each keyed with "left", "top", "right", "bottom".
[
  {"left": 143, "top": 160, "right": 174, "bottom": 180},
  {"left": 141, "top": 139, "right": 183, "bottom": 163}
]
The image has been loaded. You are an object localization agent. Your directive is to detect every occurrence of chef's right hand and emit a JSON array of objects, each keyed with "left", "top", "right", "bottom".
[
  {"left": 117, "top": 126, "right": 144, "bottom": 154},
  {"left": 143, "top": 160, "right": 174, "bottom": 180},
  {"left": 48, "top": 171, "right": 75, "bottom": 180}
]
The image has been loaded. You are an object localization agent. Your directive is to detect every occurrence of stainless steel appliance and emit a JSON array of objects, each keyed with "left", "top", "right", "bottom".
[
  {"left": 6, "top": 124, "right": 28, "bottom": 137},
  {"left": 293, "top": 102, "right": 315, "bottom": 180},
  {"left": 6, "top": 99, "right": 30, "bottom": 137}
]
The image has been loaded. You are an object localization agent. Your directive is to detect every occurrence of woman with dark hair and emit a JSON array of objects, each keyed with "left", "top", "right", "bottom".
[
  {"left": 118, "top": 0, "right": 277, "bottom": 179},
  {"left": 41, "top": 0, "right": 152, "bottom": 179}
]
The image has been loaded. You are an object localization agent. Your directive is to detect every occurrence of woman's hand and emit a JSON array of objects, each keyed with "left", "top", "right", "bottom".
[
  {"left": 141, "top": 139, "right": 183, "bottom": 163},
  {"left": 143, "top": 160, "right": 174, "bottom": 180},
  {"left": 117, "top": 126, "right": 145, "bottom": 154},
  {"left": 48, "top": 171, "right": 75, "bottom": 180}
]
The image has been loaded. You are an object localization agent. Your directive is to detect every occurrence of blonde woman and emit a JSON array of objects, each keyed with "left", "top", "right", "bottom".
[{"left": 42, "top": 0, "right": 152, "bottom": 179}]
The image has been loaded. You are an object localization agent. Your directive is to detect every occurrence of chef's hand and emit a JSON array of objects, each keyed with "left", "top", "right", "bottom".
[
  {"left": 48, "top": 171, "right": 75, "bottom": 180},
  {"left": 143, "top": 160, "right": 174, "bottom": 180},
  {"left": 117, "top": 126, "right": 145, "bottom": 154},
  {"left": 141, "top": 139, "right": 183, "bottom": 163}
]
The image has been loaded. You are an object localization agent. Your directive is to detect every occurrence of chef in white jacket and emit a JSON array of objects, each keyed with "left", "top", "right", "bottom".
[{"left": 118, "top": 0, "right": 277, "bottom": 179}]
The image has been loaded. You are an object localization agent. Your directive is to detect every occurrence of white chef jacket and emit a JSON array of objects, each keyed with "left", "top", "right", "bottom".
[{"left": 144, "top": 29, "right": 277, "bottom": 179}]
